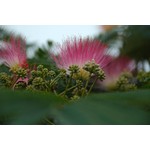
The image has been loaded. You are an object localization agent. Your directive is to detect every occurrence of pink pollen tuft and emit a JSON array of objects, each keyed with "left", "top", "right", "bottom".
[
  {"left": 0, "top": 36, "right": 28, "bottom": 69},
  {"left": 51, "top": 38, "right": 112, "bottom": 70}
]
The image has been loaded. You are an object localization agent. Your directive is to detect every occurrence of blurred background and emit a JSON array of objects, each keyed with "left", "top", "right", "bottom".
[{"left": 4, "top": 25, "right": 100, "bottom": 45}]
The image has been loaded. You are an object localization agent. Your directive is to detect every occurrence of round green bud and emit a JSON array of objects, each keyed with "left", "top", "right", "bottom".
[
  {"left": 37, "top": 65, "right": 44, "bottom": 71},
  {"left": 48, "top": 71, "right": 56, "bottom": 78},
  {"left": 43, "top": 68, "right": 49, "bottom": 74}
]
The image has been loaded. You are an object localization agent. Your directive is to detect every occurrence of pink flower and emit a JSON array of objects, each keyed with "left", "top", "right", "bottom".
[
  {"left": 101, "top": 56, "right": 135, "bottom": 89},
  {"left": 51, "top": 38, "right": 111, "bottom": 70},
  {"left": 0, "top": 37, "right": 28, "bottom": 69}
]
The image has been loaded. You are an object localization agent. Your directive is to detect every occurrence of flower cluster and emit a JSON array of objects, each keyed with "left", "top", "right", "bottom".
[
  {"left": 0, "top": 37, "right": 108, "bottom": 99},
  {"left": 0, "top": 36, "right": 149, "bottom": 100}
]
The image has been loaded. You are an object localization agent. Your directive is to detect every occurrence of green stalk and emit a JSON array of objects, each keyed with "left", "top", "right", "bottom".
[
  {"left": 12, "top": 75, "right": 19, "bottom": 90},
  {"left": 87, "top": 77, "right": 98, "bottom": 95},
  {"left": 63, "top": 74, "right": 73, "bottom": 96},
  {"left": 50, "top": 73, "right": 62, "bottom": 87},
  {"left": 82, "top": 73, "right": 91, "bottom": 96},
  {"left": 59, "top": 84, "right": 77, "bottom": 96}
]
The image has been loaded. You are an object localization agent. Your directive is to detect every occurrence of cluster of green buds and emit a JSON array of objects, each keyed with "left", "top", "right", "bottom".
[
  {"left": 8, "top": 66, "right": 29, "bottom": 90},
  {"left": 0, "top": 72, "right": 11, "bottom": 87},
  {"left": 0, "top": 61, "right": 105, "bottom": 100},
  {"left": 10, "top": 66, "right": 27, "bottom": 78},
  {"left": 0, "top": 68, "right": 28, "bottom": 90},
  {"left": 71, "top": 67, "right": 90, "bottom": 81},
  {"left": 59, "top": 61, "right": 106, "bottom": 100},
  {"left": 83, "top": 60, "right": 105, "bottom": 81},
  {"left": 27, "top": 65, "right": 58, "bottom": 92},
  {"left": 1, "top": 60, "right": 150, "bottom": 102},
  {"left": 116, "top": 72, "right": 137, "bottom": 91},
  {"left": 137, "top": 71, "right": 150, "bottom": 88}
]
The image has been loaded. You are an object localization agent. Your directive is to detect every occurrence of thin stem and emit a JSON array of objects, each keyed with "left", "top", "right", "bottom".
[
  {"left": 59, "top": 85, "right": 77, "bottom": 96},
  {"left": 63, "top": 74, "right": 72, "bottom": 96},
  {"left": 81, "top": 79, "right": 89, "bottom": 96},
  {"left": 50, "top": 73, "right": 62, "bottom": 86},
  {"left": 87, "top": 77, "right": 98, "bottom": 95},
  {"left": 82, "top": 74, "right": 91, "bottom": 96},
  {"left": 44, "top": 118, "right": 55, "bottom": 125},
  {"left": 11, "top": 75, "right": 19, "bottom": 90}
]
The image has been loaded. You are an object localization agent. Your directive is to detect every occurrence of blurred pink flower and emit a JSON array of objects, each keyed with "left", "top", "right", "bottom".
[
  {"left": 51, "top": 38, "right": 111, "bottom": 70},
  {"left": 101, "top": 56, "right": 135, "bottom": 89},
  {"left": 0, "top": 37, "right": 28, "bottom": 69}
]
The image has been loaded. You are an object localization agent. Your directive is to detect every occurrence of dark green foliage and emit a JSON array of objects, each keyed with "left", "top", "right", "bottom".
[
  {"left": 120, "top": 25, "right": 150, "bottom": 62},
  {"left": 97, "top": 26, "right": 124, "bottom": 46},
  {"left": 28, "top": 40, "right": 55, "bottom": 69},
  {"left": 53, "top": 90, "right": 150, "bottom": 125},
  {"left": 0, "top": 89, "right": 67, "bottom": 124},
  {"left": 0, "top": 26, "right": 13, "bottom": 40},
  {"left": 0, "top": 89, "right": 150, "bottom": 125},
  {"left": 0, "top": 65, "right": 10, "bottom": 74}
]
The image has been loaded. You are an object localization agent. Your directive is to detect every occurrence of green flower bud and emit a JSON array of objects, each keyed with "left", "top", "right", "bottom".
[
  {"left": 31, "top": 70, "right": 37, "bottom": 77},
  {"left": 37, "top": 65, "right": 44, "bottom": 71},
  {"left": 69, "top": 65, "right": 80, "bottom": 74},
  {"left": 48, "top": 71, "right": 56, "bottom": 78},
  {"left": 96, "top": 69, "right": 105, "bottom": 81},
  {"left": 42, "top": 68, "right": 49, "bottom": 75},
  {"left": 76, "top": 80, "right": 83, "bottom": 88},
  {"left": 83, "top": 60, "right": 102, "bottom": 75},
  {"left": 36, "top": 70, "right": 42, "bottom": 77},
  {"left": 32, "top": 77, "right": 44, "bottom": 86},
  {"left": 18, "top": 69, "right": 27, "bottom": 77},
  {"left": 59, "top": 69, "right": 67, "bottom": 78}
]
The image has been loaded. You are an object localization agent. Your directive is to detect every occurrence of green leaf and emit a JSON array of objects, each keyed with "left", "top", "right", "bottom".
[
  {"left": 54, "top": 90, "right": 150, "bottom": 125},
  {"left": 0, "top": 89, "right": 66, "bottom": 125}
]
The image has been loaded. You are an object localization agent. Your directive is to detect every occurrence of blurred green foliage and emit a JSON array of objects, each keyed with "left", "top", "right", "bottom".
[
  {"left": 121, "top": 26, "right": 150, "bottom": 62},
  {"left": 0, "top": 89, "right": 67, "bottom": 125},
  {"left": 97, "top": 25, "right": 150, "bottom": 63},
  {"left": 28, "top": 40, "right": 56, "bottom": 70},
  {"left": 0, "top": 89, "right": 149, "bottom": 125},
  {"left": 54, "top": 89, "right": 150, "bottom": 125}
]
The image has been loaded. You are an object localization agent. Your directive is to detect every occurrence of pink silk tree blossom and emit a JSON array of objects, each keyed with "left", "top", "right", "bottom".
[
  {"left": 0, "top": 37, "right": 29, "bottom": 87},
  {"left": 0, "top": 37, "right": 28, "bottom": 69},
  {"left": 51, "top": 38, "right": 112, "bottom": 70}
]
